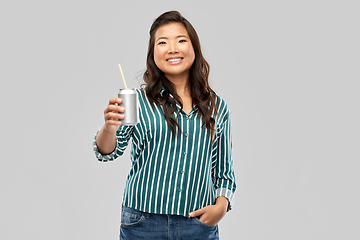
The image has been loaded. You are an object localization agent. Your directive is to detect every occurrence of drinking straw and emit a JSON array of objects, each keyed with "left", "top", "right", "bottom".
[{"left": 118, "top": 64, "right": 128, "bottom": 89}]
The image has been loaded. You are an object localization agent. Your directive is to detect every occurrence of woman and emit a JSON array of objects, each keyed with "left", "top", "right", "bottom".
[{"left": 94, "top": 11, "right": 236, "bottom": 240}]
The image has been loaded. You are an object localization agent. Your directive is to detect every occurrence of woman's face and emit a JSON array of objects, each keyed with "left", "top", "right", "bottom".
[{"left": 153, "top": 22, "right": 195, "bottom": 81}]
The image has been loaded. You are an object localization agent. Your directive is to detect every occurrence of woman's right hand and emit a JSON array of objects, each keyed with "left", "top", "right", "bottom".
[
  {"left": 95, "top": 98, "right": 125, "bottom": 155},
  {"left": 103, "top": 98, "right": 125, "bottom": 133}
]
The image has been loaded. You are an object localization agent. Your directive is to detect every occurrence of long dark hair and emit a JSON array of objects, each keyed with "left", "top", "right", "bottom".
[{"left": 143, "top": 11, "right": 217, "bottom": 138}]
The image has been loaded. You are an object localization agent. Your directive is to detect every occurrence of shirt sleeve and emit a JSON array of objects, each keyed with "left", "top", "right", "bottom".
[
  {"left": 93, "top": 125, "right": 134, "bottom": 162},
  {"left": 212, "top": 108, "right": 236, "bottom": 211}
]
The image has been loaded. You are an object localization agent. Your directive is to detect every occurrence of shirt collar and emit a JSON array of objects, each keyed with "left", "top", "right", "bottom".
[
  {"left": 160, "top": 85, "right": 198, "bottom": 115},
  {"left": 160, "top": 86, "right": 166, "bottom": 97},
  {"left": 160, "top": 86, "right": 174, "bottom": 99}
]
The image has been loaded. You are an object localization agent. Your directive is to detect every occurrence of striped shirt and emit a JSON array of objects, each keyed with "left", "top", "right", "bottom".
[{"left": 93, "top": 88, "right": 236, "bottom": 217}]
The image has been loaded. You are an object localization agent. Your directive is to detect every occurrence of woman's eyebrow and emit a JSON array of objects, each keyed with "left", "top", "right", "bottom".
[
  {"left": 156, "top": 35, "right": 189, "bottom": 42},
  {"left": 176, "top": 35, "right": 189, "bottom": 39}
]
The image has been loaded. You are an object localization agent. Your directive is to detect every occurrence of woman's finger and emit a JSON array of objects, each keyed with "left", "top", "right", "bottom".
[
  {"left": 106, "top": 119, "right": 122, "bottom": 126},
  {"left": 105, "top": 104, "right": 125, "bottom": 114},
  {"left": 189, "top": 207, "right": 207, "bottom": 217},
  {"left": 105, "top": 112, "right": 125, "bottom": 121},
  {"left": 109, "top": 98, "right": 123, "bottom": 105}
]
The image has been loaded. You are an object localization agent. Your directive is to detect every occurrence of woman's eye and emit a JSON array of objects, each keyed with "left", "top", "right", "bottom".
[
  {"left": 179, "top": 39, "right": 187, "bottom": 43},
  {"left": 158, "top": 41, "right": 166, "bottom": 45}
]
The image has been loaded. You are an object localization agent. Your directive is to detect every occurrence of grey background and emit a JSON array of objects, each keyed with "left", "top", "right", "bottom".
[{"left": 1, "top": 0, "right": 359, "bottom": 239}]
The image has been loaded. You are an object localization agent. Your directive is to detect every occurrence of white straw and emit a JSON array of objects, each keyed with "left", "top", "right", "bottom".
[{"left": 118, "top": 64, "right": 128, "bottom": 89}]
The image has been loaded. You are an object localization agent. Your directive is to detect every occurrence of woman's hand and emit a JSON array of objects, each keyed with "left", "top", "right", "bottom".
[
  {"left": 103, "top": 98, "right": 125, "bottom": 133},
  {"left": 95, "top": 98, "right": 125, "bottom": 155},
  {"left": 189, "top": 196, "right": 229, "bottom": 226}
]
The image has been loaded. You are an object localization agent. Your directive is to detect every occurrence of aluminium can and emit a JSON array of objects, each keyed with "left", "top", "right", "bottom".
[{"left": 118, "top": 88, "right": 139, "bottom": 125}]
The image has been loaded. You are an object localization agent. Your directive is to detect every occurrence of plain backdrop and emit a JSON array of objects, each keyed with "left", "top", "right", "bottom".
[{"left": 1, "top": 0, "right": 359, "bottom": 239}]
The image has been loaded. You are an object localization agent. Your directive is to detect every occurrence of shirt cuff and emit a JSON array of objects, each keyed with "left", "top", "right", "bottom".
[
  {"left": 93, "top": 131, "right": 118, "bottom": 162},
  {"left": 215, "top": 188, "right": 235, "bottom": 211}
]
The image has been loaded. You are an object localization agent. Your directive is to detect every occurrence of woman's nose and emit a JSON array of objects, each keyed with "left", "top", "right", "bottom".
[{"left": 168, "top": 43, "right": 178, "bottom": 54}]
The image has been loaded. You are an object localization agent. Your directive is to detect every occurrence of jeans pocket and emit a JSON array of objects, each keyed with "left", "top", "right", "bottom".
[
  {"left": 121, "top": 206, "right": 146, "bottom": 227},
  {"left": 192, "top": 217, "right": 217, "bottom": 229}
]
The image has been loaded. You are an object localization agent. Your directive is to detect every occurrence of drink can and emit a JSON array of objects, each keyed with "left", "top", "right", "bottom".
[{"left": 118, "top": 88, "right": 139, "bottom": 125}]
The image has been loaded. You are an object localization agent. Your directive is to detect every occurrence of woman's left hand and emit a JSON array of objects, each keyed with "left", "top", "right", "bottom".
[{"left": 189, "top": 196, "right": 229, "bottom": 226}]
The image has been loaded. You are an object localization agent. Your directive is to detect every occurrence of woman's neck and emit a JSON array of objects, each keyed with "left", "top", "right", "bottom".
[{"left": 166, "top": 74, "right": 191, "bottom": 97}]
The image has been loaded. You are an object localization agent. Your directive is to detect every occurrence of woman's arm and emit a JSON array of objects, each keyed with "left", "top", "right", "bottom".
[{"left": 189, "top": 100, "right": 236, "bottom": 226}]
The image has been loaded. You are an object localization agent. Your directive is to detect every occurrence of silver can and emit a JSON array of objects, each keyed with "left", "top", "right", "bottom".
[{"left": 118, "top": 88, "right": 139, "bottom": 125}]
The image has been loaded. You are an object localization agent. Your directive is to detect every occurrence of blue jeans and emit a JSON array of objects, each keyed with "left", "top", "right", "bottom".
[{"left": 119, "top": 206, "right": 219, "bottom": 240}]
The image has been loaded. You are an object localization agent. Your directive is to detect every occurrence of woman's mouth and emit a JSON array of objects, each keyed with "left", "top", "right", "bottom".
[{"left": 166, "top": 58, "right": 183, "bottom": 64}]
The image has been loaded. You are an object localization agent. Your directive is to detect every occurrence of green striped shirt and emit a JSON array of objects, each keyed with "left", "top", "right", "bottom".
[{"left": 93, "top": 88, "right": 236, "bottom": 217}]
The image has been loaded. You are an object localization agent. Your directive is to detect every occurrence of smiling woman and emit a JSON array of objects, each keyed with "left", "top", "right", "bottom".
[
  {"left": 144, "top": 12, "right": 218, "bottom": 138},
  {"left": 153, "top": 23, "right": 195, "bottom": 83},
  {"left": 93, "top": 10, "right": 236, "bottom": 240}
]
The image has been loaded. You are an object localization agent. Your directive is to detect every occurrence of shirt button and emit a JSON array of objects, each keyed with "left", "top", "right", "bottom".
[
  {"left": 183, "top": 152, "right": 187, "bottom": 155},
  {"left": 178, "top": 188, "right": 182, "bottom": 192},
  {"left": 180, "top": 170, "right": 184, "bottom": 174}
]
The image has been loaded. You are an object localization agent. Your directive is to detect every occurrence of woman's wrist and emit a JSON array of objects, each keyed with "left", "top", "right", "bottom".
[
  {"left": 215, "top": 196, "right": 229, "bottom": 212},
  {"left": 96, "top": 126, "right": 117, "bottom": 155}
]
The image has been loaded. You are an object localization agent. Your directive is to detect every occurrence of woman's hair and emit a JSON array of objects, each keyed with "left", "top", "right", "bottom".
[{"left": 143, "top": 10, "right": 217, "bottom": 138}]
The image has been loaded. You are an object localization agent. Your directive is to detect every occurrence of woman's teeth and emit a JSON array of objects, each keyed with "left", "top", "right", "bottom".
[{"left": 167, "top": 58, "right": 182, "bottom": 62}]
